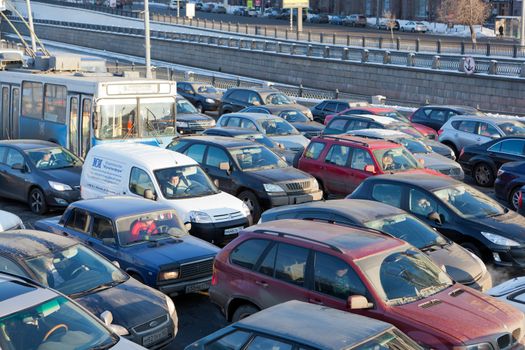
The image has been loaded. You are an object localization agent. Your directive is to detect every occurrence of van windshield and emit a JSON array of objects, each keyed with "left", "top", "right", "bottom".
[{"left": 154, "top": 165, "right": 219, "bottom": 199}]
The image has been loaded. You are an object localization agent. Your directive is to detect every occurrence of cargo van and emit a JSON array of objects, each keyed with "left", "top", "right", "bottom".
[{"left": 81, "top": 143, "right": 251, "bottom": 245}]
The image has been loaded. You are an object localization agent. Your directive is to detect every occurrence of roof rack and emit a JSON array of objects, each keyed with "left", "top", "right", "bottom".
[
  {"left": 251, "top": 229, "right": 344, "bottom": 253},
  {"left": 320, "top": 135, "right": 369, "bottom": 147},
  {"left": 345, "top": 133, "right": 401, "bottom": 145}
]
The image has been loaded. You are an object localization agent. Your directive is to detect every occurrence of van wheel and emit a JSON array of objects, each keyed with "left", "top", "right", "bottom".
[
  {"left": 29, "top": 188, "right": 48, "bottom": 214},
  {"left": 239, "top": 191, "right": 262, "bottom": 222},
  {"left": 232, "top": 304, "right": 259, "bottom": 322}
]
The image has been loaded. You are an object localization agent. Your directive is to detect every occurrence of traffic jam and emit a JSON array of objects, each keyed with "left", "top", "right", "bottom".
[{"left": 1, "top": 50, "right": 525, "bottom": 350}]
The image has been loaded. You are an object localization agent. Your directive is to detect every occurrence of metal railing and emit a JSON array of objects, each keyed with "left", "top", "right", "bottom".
[{"left": 32, "top": 0, "right": 525, "bottom": 59}]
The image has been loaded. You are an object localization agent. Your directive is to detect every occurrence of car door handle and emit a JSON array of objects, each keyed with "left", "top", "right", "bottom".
[
  {"left": 308, "top": 298, "right": 324, "bottom": 305},
  {"left": 255, "top": 280, "right": 268, "bottom": 287}
]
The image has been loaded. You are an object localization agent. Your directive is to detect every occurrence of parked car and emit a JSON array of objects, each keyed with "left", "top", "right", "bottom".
[
  {"left": 233, "top": 6, "right": 247, "bottom": 15},
  {"left": 176, "top": 81, "right": 222, "bottom": 113},
  {"left": 0, "top": 140, "right": 82, "bottom": 214},
  {"left": 35, "top": 197, "right": 220, "bottom": 294},
  {"left": 167, "top": 136, "right": 322, "bottom": 221},
  {"left": 329, "top": 15, "right": 345, "bottom": 25},
  {"left": 310, "top": 99, "right": 368, "bottom": 123},
  {"left": 174, "top": 98, "right": 216, "bottom": 134},
  {"left": 488, "top": 277, "right": 525, "bottom": 314},
  {"left": 195, "top": 2, "right": 203, "bottom": 10},
  {"left": 168, "top": 0, "right": 185, "bottom": 10},
  {"left": 260, "top": 199, "right": 492, "bottom": 291},
  {"left": 0, "top": 229, "right": 178, "bottom": 348},
  {"left": 377, "top": 18, "right": 400, "bottom": 30},
  {"left": 495, "top": 161, "right": 525, "bottom": 210},
  {"left": 0, "top": 272, "right": 149, "bottom": 349},
  {"left": 239, "top": 106, "right": 324, "bottom": 139},
  {"left": 401, "top": 21, "right": 428, "bottom": 32},
  {"left": 350, "top": 174, "right": 525, "bottom": 267},
  {"left": 212, "top": 5, "right": 226, "bottom": 13},
  {"left": 343, "top": 14, "right": 367, "bottom": 27},
  {"left": 201, "top": 2, "right": 215, "bottom": 12},
  {"left": 246, "top": 7, "right": 258, "bottom": 17},
  {"left": 186, "top": 300, "right": 423, "bottom": 350},
  {"left": 219, "top": 87, "right": 312, "bottom": 119},
  {"left": 324, "top": 106, "right": 438, "bottom": 140},
  {"left": 439, "top": 115, "right": 525, "bottom": 156},
  {"left": 459, "top": 136, "right": 525, "bottom": 187},
  {"left": 209, "top": 219, "right": 524, "bottom": 349},
  {"left": 410, "top": 105, "right": 484, "bottom": 131},
  {"left": 298, "top": 135, "right": 441, "bottom": 197},
  {"left": 202, "top": 127, "right": 296, "bottom": 164},
  {"left": 81, "top": 143, "right": 251, "bottom": 245},
  {"left": 309, "top": 13, "right": 329, "bottom": 23},
  {"left": 347, "top": 129, "right": 464, "bottom": 180},
  {"left": 216, "top": 113, "right": 309, "bottom": 154},
  {"left": 0, "top": 210, "right": 24, "bottom": 231}
]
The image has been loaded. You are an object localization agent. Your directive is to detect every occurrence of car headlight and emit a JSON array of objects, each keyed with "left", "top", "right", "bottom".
[
  {"left": 241, "top": 202, "right": 251, "bottom": 217},
  {"left": 176, "top": 121, "right": 189, "bottom": 128},
  {"left": 159, "top": 270, "right": 180, "bottom": 281},
  {"left": 481, "top": 232, "right": 520, "bottom": 247},
  {"left": 263, "top": 183, "right": 285, "bottom": 193},
  {"left": 453, "top": 343, "right": 494, "bottom": 350},
  {"left": 210, "top": 119, "right": 216, "bottom": 126},
  {"left": 189, "top": 211, "right": 213, "bottom": 223},
  {"left": 311, "top": 179, "right": 319, "bottom": 191},
  {"left": 49, "top": 181, "right": 72, "bottom": 191},
  {"left": 497, "top": 169, "right": 505, "bottom": 177},
  {"left": 165, "top": 295, "right": 176, "bottom": 316},
  {"left": 205, "top": 98, "right": 215, "bottom": 104}
]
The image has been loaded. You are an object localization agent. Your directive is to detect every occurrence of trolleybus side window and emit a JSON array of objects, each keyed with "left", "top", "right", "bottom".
[
  {"left": 11, "top": 88, "right": 19, "bottom": 139},
  {"left": 21, "top": 81, "right": 43, "bottom": 119},
  {"left": 44, "top": 84, "right": 67, "bottom": 123},
  {"left": 2, "top": 87, "right": 9, "bottom": 139},
  {"left": 81, "top": 98, "right": 92, "bottom": 158},
  {"left": 69, "top": 97, "right": 79, "bottom": 155}
]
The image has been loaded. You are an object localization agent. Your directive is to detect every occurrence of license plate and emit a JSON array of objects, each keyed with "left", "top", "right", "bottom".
[
  {"left": 224, "top": 226, "right": 244, "bottom": 235},
  {"left": 143, "top": 327, "right": 169, "bottom": 347},
  {"left": 185, "top": 281, "right": 211, "bottom": 293}
]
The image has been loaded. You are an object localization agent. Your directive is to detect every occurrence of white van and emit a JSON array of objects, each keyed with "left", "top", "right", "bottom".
[{"left": 81, "top": 143, "right": 251, "bottom": 245}]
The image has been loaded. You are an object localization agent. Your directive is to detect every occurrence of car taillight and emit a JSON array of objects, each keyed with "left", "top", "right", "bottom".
[
  {"left": 519, "top": 191, "right": 523, "bottom": 209},
  {"left": 211, "top": 264, "right": 217, "bottom": 286},
  {"left": 437, "top": 129, "right": 444, "bottom": 136}
]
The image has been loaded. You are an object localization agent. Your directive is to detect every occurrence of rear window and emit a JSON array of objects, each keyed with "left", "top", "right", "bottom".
[{"left": 230, "top": 239, "right": 270, "bottom": 270}]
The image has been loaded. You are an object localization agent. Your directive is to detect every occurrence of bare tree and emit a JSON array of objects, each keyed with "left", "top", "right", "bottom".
[
  {"left": 383, "top": 10, "right": 397, "bottom": 43},
  {"left": 438, "top": 0, "right": 489, "bottom": 46}
]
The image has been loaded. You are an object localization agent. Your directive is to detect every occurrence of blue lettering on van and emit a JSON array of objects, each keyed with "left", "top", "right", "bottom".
[{"left": 92, "top": 158, "right": 103, "bottom": 168}]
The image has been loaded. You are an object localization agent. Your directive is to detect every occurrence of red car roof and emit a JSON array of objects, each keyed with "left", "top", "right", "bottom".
[{"left": 312, "top": 135, "right": 402, "bottom": 150}]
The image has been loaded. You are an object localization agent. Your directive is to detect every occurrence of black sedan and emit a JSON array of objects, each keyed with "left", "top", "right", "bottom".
[
  {"left": 350, "top": 174, "right": 525, "bottom": 268},
  {"left": 495, "top": 161, "right": 525, "bottom": 210},
  {"left": 260, "top": 199, "right": 492, "bottom": 291},
  {"left": 175, "top": 98, "right": 216, "bottom": 134},
  {"left": 0, "top": 140, "right": 82, "bottom": 214},
  {"left": 177, "top": 81, "right": 223, "bottom": 113},
  {"left": 240, "top": 106, "right": 325, "bottom": 139},
  {"left": 458, "top": 136, "right": 525, "bottom": 187}
]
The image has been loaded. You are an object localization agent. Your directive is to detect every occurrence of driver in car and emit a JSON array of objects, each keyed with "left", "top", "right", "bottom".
[
  {"left": 130, "top": 218, "right": 158, "bottom": 239},
  {"left": 163, "top": 172, "right": 189, "bottom": 196},
  {"left": 382, "top": 152, "right": 396, "bottom": 171},
  {"left": 36, "top": 152, "right": 53, "bottom": 168}
]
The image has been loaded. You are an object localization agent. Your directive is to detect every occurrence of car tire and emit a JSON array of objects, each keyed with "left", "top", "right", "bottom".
[
  {"left": 29, "top": 188, "right": 48, "bottom": 214},
  {"left": 238, "top": 190, "right": 262, "bottom": 222},
  {"left": 473, "top": 162, "right": 495, "bottom": 187},
  {"left": 196, "top": 102, "right": 204, "bottom": 113},
  {"left": 232, "top": 304, "right": 259, "bottom": 322},
  {"left": 460, "top": 242, "right": 483, "bottom": 260},
  {"left": 509, "top": 186, "right": 522, "bottom": 211}
]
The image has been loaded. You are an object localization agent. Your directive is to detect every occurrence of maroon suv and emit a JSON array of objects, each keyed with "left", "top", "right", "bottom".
[{"left": 210, "top": 220, "right": 525, "bottom": 350}]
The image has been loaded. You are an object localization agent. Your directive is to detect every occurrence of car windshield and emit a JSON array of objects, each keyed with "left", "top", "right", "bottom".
[
  {"left": 230, "top": 146, "right": 287, "bottom": 171},
  {"left": 25, "top": 245, "right": 128, "bottom": 297},
  {"left": 258, "top": 119, "right": 299, "bottom": 136},
  {"left": 235, "top": 134, "right": 277, "bottom": 148},
  {"left": 279, "top": 110, "right": 309, "bottom": 123},
  {"left": 373, "top": 147, "right": 420, "bottom": 172},
  {"left": 264, "top": 93, "right": 293, "bottom": 105},
  {"left": 26, "top": 147, "right": 82, "bottom": 170},
  {"left": 116, "top": 210, "right": 187, "bottom": 246},
  {"left": 356, "top": 248, "right": 453, "bottom": 305},
  {"left": 377, "top": 111, "right": 410, "bottom": 123},
  {"left": 355, "top": 329, "right": 423, "bottom": 350},
  {"left": 364, "top": 214, "right": 447, "bottom": 250},
  {"left": 389, "top": 123, "right": 425, "bottom": 139},
  {"left": 196, "top": 85, "right": 218, "bottom": 94},
  {"left": 396, "top": 137, "right": 431, "bottom": 154},
  {"left": 433, "top": 185, "right": 505, "bottom": 219},
  {"left": 0, "top": 296, "right": 118, "bottom": 350},
  {"left": 154, "top": 165, "right": 219, "bottom": 199},
  {"left": 177, "top": 99, "right": 198, "bottom": 114},
  {"left": 498, "top": 121, "right": 525, "bottom": 136}
]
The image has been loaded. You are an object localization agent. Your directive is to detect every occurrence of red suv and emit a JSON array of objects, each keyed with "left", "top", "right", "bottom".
[
  {"left": 209, "top": 219, "right": 525, "bottom": 350},
  {"left": 324, "top": 107, "right": 438, "bottom": 140},
  {"left": 297, "top": 135, "right": 441, "bottom": 197}
]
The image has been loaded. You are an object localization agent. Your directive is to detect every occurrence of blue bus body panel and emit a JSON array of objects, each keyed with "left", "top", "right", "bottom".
[{"left": 19, "top": 117, "right": 67, "bottom": 147}]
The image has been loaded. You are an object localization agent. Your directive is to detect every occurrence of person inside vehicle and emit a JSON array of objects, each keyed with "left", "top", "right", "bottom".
[
  {"left": 37, "top": 152, "right": 53, "bottom": 168},
  {"left": 130, "top": 218, "right": 158, "bottom": 240},
  {"left": 163, "top": 172, "right": 189, "bottom": 196},
  {"left": 381, "top": 152, "right": 395, "bottom": 171}
]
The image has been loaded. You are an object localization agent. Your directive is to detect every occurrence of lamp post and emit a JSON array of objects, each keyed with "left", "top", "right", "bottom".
[
  {"left": 144, "top": 0, "right": 152, "bottom": 78},
  {"left": 25, "top": 0, "right": 36, "bottom": 53},
  {"left": 521, "top": 0, "right": 525, "bottom": 46}
]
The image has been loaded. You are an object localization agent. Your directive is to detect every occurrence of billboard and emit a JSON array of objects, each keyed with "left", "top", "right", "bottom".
[{"left": 282, "top": 0, "right": 308, "bottom": 8}]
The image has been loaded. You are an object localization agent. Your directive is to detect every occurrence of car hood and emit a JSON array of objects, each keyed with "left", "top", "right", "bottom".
[
  {"left": 177, "top": 113, "right": 213, "bottom": 122},
  {"left": 200, "top": 92, "right": 222, "bottom": 100},
  {"left": 425, "top": 243, "right": 484, "bottom": 284},
  {"left": 268, "top": 134, "right": 309, "bottom": 149},
  {"left": 412, "top": 123, "right": 437, "bottom": 137},
  {"left": 76, "top": 277, "right": 168, "bottom": 329},
  {"left": 417, "top": 153, "right": 460, "bottom": 170},
  {"left": 0, "top": 210, "right": 22, "bottom": 231},
  {"left": 246, "top": 166, "right": 312, "bottom": 183},
  {"left": 392, "top": 286, "right": 523, "bottom": 344},
  {"left": 476, "top": 210, "right": 525, "bottom": 243},
  {"left": 267, "top": 103, "right": 310, "bottom": 114},
  {"left": 425, "top": 140, "right": 455, "bottom": 158},
  {"left": 40, "top": 167, "right": 82, "bottom": 187},
  {"left": 292, "top": 122, "right": 325, "bottom": 132}
]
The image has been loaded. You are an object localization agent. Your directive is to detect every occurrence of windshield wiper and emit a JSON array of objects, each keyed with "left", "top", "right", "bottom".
[
  {"left": 387, "top": 295, "right": 421, "bottom": 305},
  {"left": 70, "top": 280, "right": 123, "bottom": 298},
  {"left": 90, "top": 339, "right": 117, "bottom": 350}
]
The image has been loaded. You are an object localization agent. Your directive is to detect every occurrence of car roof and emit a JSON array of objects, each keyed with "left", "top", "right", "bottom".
[
  {"left": 236, "top": 300, "right": 393, "bottom": 349},
  {"left": 347, "top": 128, "right": 407, "bottom": 139},
  {"left": 243, "top": 219, "right": 405, "bottom": 260},
  {"left": 335, "top": 114, "right": 398, "bottom": 125},
  {"left": 70, "top": 197, "right": 176, "bottom": 220},
  {"left": 204, "top": 127, "right": 264, "bottom": 137},
  {"left": 369, "top": 173, "right": 461, "bottom": 191},
  {"left": 0, "top": 139, "right": 59, "bottom": 150},
  {"left": 264, "top": 199, "right": 406, "bottom": 223},
  {"left": 348, "top": 107, "right": 395, "bottom": 113},
  {"left": 421, "top": 105, "right": 477, "bottom": 112},
  {"left": 448, "top": 115, "right": 523, "bottom": 124},
  {"left": 0, "top": 229, "right": 76, "bottom": 259},
  {"left": 222, "top": 113, "right": 281, "bottom": 121},
  {"left": 177, "top": 135, "right": 256, "bottom": 148},
  {"left": 226, "top": 87, "right": 278, "bottom": 94},
  {"left": 314, "top": 135, "right": 399, "bottom": 149}
]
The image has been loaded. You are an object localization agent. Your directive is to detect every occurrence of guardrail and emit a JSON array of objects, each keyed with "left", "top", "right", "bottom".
[
  {"left": 18, "top": 16, "right": 525, "bottom": 78},
  {"left": 31, "top": 0, "right": 525, "bottom": 59}
]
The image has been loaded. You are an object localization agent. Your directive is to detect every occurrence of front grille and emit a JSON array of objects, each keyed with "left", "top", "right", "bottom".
[
  {"left": 188, "top": 120, "right": 213, "bottom": 128},
  {"left": 133, "top": 314, "right": 169, "bottom": 334},
  {"left": 213, "top": 211, "right": 244, "bottom": 222},
  {"left": 496, "top": 329, "right": 521, "bottom": 350},
  {"left": 180, "top": 258, "right": 214, "bottom": 279},
  {"left": 283, "top": 180, "right": 312, "bottom": 193}
]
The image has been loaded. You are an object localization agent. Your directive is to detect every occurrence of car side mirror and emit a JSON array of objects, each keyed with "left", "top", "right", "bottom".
[
  {"left": 184, "top": 222, "right": 192, "bottom": 231},
  {"left": 100, "top": 311, "right": 128, "bottom": 336},
  {"left": 112, "top": 261, "right": 120, "bottom": 268},
  {"left": 427, "top": 211, "right": 443, "bottom": 225},
  {"left": 347, "top": 295, "right": 373, "bottom": 310},
  {"left": 364, "top": 165, "right": 376, "bottom": 174},
  {"left": 144, "top": 189, "right": 157, "bottom": 201},
  {"left": 11, "top": 163, "right": 26, "bottom": 172},
  {"left": 219, "top": 162, "right": 231, "bottom": 174}
]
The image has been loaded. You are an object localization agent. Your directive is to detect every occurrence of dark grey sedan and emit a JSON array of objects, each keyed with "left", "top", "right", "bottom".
[{"left": 0, "top": 140, "right": 82, "bottom": 214}]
